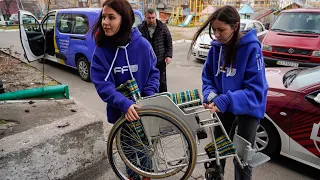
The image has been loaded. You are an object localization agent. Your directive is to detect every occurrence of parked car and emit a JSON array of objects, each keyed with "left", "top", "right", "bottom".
[
  {"left": 18, "top": 8, "right": 143, "bottom": 82},
  {"left": 256, "top": 66, "right": 320, "bottom": 170},
  {"left": 192, "top": 19, "right": 268, "bottom": 61},
  {"left": 262, "top": 8, "right": 320, "bottom": 67},
  {"left": 9, "top": 14, "right": 18, "bottom": 24}
]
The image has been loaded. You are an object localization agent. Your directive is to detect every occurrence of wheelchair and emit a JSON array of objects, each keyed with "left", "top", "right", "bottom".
[{"left": 106, "top": 90, "right": 270, "bottom": 180}]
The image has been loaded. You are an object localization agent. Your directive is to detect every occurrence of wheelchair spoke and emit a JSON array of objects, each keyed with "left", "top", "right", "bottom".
[{"left": 107, "top": 110, "right": 196, "bottom": 179}]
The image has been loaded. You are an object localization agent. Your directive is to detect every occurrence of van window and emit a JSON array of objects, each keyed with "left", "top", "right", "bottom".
[
  {"left": 22, "top": 14, "right": 41, "bottom": 32},
  {"left": 57, "top": 14, "right": 73, "bottom": 33},
  {"left": 72, "top": 14, "right": 89, "bottom": 34},
  {"left": 272, "top": 12, "right": 320, "bottom": 34},
  {"left": 42, "top": 15, "right": 55, "bottom": 30}
]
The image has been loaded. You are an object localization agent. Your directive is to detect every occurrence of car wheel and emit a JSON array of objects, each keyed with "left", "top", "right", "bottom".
[
  {"left": 77, "top": 56, "right": 91, "bottom": 82},
  {"left": 255, "top": 119, "right": 280, "bottom": 156},
  {"left": 234, "top": 119, "right": 280, "bottom": 156}
]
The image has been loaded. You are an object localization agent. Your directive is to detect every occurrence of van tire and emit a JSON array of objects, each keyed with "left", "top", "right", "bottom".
[{"left": 77, "top": 56, "right": 91, "bottom": 82}]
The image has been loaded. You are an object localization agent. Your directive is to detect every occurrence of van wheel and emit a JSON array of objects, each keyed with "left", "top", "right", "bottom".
[{"left": 77, "top": 56, "right": 91, "bottom": 82}]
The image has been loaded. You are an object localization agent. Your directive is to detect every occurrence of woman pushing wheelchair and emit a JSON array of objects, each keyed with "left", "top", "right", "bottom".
[{"left": 189, "top": 5, "right": 268, "bottom": 180}]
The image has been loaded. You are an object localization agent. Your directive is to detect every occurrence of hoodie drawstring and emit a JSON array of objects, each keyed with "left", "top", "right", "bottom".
[
  {"left": 215, "top": 46, "right": 233, "bottom": 77},
  {"left": 104, "top": 43, "right": 134, "bottom": 81},
  {"left": 215, "top": 46, "right": 222, "bottom": 76}
]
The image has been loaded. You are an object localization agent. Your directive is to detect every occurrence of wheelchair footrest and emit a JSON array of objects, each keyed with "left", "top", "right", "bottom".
[
  {"left": 205, "top": 135, "right": 237, "bottom": 158},
  {"left": 247, "top": 152, "right": 270, "bottom": 168},
  {"left": 233, "top": 134, "right": 270, "bottom": 167}
]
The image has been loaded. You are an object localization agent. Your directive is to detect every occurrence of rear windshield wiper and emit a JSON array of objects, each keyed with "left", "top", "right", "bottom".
[
  {"left": 292, "top": 30, "right": 320, "bottom": 34},
  {"left": 271, "top": 28, "right": 290, "bottom": 32}
]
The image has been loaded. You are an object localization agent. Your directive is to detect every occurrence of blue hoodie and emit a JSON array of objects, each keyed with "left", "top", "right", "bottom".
[
  {"left": 90, "top": 28, "right": 160, "bottom": 123},
  {"left": 202, "top": 29, "right": 268, "bottom": 120}
]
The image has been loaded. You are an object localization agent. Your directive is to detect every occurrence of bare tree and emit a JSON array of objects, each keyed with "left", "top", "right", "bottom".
[{"left": 0, "top": 0, "right": 16, "bottom": 20}]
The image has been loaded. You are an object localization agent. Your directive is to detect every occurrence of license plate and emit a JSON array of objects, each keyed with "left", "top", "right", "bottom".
[
  {"left": 199, "top": 51, "right": 208, "bottom": 56},
  {"left": 276, "top": 60, "right": 299, "bottom": 67}
]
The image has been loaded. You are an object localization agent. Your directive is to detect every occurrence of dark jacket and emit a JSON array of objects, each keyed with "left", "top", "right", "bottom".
[{"left": 138, "top": 19, "right": 172, "bottom": 64}]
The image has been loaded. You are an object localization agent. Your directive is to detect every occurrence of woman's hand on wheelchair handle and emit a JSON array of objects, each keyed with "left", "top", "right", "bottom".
[
  {"left": 203, "top": 103, "right": 221, "bottom": 113},
  {"left": 125, "top": 104, "right": 141, "bottom": 121}
]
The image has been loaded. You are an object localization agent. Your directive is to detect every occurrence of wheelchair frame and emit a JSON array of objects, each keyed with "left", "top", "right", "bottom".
[{"left": 107, "top": 93, "right": 270, "bottom": 180}]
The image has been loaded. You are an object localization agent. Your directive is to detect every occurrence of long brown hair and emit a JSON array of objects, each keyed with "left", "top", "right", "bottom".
[
  {"left": 189, "top": 5, "right": 240, "bottom": 70},
  {"left": 92, "top": 0, "right": 135, "bottom": 47}
]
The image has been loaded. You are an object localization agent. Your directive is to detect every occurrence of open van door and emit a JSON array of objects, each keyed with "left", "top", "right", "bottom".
[{"left": 19, "top": 10, "right": 45, "bottom": 62}]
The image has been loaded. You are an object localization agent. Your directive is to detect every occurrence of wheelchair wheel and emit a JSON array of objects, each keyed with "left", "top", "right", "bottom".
[{"left": 107, "top": 108, "right": 197, "bottom": 179}]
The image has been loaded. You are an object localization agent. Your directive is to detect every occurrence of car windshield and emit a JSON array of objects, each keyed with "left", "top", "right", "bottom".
[
  {"left": 240, "top": 23, "right": 245, "bottom": 31},
  {"left": 283, "top": 67, "right": 320, "bottom": 89},
  {"left": 271, "top": 12, "right": 320, "bottom": 34},
  {"left": 132, "top": 14, "right": 142, "bottom": 28}
]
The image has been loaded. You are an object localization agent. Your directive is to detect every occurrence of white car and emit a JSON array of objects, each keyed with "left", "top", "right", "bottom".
[{"left": 192, "top": 19, "right": 268, "bottom": 61}]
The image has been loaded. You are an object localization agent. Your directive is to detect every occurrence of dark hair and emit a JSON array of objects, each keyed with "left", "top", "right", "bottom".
[
  {"left": 92, "top": 0, "right": 134, "bottom": 47},
  {"left": 189, "top": 5, "right": 240, "bottom": 70},
  {"left": 145, "top": 8, "right": 156, "bottom": 15}
]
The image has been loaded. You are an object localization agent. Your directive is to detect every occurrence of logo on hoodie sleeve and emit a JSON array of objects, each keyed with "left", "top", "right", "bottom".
[{"left": 256, "top": 54, "right": 264, "bottom": 70}]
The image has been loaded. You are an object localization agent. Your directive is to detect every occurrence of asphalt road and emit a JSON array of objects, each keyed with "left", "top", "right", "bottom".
[{"left": 0, "top": 31, "right": 318, "bottom": 180}]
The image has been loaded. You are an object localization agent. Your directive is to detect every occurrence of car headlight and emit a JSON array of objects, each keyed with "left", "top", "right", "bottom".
[
  {"left": 312, "top": 50, "right": 320, "bottom": 57},
  {"left": 262, "top": 43, "right": 272, "bottom": 51}
]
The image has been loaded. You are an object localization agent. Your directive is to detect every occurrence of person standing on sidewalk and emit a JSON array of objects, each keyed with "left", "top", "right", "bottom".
[
  {"left": 189, "top": 5, "right": 268, "bottom": 180},
  {"left": 138, "top": 8, "right": 172, "bottom": 93}
]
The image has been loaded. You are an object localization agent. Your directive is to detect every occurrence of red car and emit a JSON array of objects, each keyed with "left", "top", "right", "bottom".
[{"left": 256, "top": 66, "right": 320, "bottom": 169}]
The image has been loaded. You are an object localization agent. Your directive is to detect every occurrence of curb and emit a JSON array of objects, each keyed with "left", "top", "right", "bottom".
[
  {"left": 172, "top": 39, "right": 192, "bottom": 45},
  {"left": 0, "top": 98, "right": 75, "bottom": 105},
  {"left": 0, "top": 29, "right": 19, "bottom": 32}
]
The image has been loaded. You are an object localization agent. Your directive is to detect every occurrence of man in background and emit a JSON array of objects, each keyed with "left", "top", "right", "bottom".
[{"left": 138, "top": 8, "right": 173, "bottom": 93}]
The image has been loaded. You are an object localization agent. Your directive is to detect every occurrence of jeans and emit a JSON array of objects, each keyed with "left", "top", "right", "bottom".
[
  {"left": 214, "top": 112, "right": 258, "bottom": 180},
  {"left": 156, "top": 62, "right": 167, "bottom": 93}
]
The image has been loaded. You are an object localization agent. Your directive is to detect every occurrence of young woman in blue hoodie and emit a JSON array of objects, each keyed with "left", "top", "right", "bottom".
[
  {"left": 189, "top": 5, "right": 268, "bottom": 180},
  {"left": 90, "top": 0, "right": 159, "bottom": 179}
]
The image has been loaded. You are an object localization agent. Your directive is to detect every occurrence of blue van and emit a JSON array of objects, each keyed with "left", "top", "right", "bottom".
[{"left": 19, "top": 8, "right": 144, "bottom": 81}]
